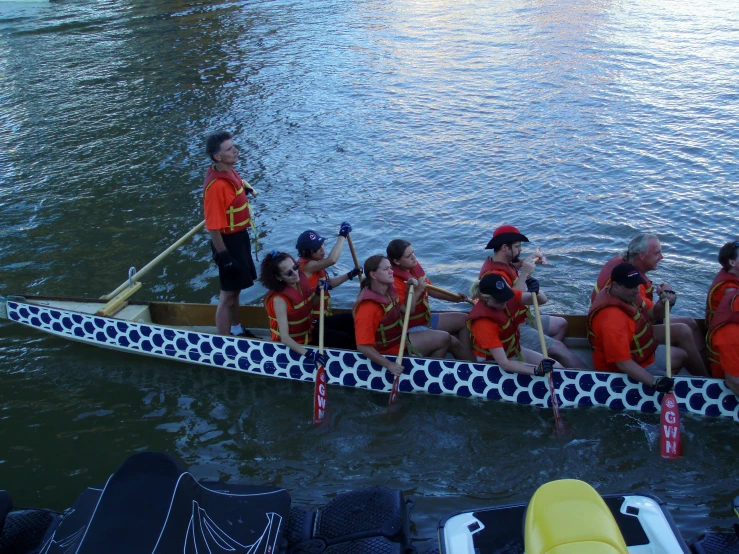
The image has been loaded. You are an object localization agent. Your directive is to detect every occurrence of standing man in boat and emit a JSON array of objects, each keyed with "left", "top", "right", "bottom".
[
  {"left": 204, "top": 131, "right": 258, "bottom": 337},
  {"left": 480, "top": 225, "right": 583, "bottom": 368},
  {"left": 587, "top": 263, "right": 678, "bottom": 390},
  {"left": 592, "top": 233, "right": 707, "bottom": 375}
]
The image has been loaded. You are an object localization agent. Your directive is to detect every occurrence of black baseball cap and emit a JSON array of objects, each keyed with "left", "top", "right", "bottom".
[
  {"left": 611, "top": 263, "right": 646, "bottom": 289},
  {"left": 479, "top": 273, "right": 515, "bottom": 302}
]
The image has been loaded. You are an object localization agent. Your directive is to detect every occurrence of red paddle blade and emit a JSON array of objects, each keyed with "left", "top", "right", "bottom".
[
  {"left": 313, "top": 365, "right": 328, "bottom": 426},
  {"left": 388, "top": 375, "right": 400, "bottom": 410},
  {"left": 660, "top": 392, "right": 682, "bottom": 458}
]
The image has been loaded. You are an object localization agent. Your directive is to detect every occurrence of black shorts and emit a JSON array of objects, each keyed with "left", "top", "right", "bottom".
[{"left": 211, "top": 230, "right": 257, "bottom": 292}]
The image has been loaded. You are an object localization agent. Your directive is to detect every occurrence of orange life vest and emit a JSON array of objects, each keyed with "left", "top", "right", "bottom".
[
  {"left": 587, "top": 288, "right": 657, "bottom": 366},
  {"left": 479, "top": 258, "right": 529, "bottom": 327},
  {"left": 591, "top": 256, "right": 653, "bottom": 304},
  {"left": 264, "top": 272, "right": 315, "bottom": 344},
  {"left": 392, "top": 263, "right": 431, "bottom": 327},
  {"left": 203, "top": 165, "right": 253, "bottom": 235},
  {"left": 706, "top": 291, "right": 739, "bottom": 378},
  {"left": 352, "top": 286, "right": 404, "bottom": 352},
  {"left": 466, "top": 299, "right": 522, "bottom": 361},
  {"left": 705, "top": 270, "right": 739, "bottom": 328},
  {"left": 298, "top": 257, "right": 332, "bottom": 317}
]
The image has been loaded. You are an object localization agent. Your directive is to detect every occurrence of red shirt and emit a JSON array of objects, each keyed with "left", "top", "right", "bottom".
[
  {"left": 711, "top": 324, "right": 739, "bottom": 379},
  {"left": 469, "top": 290, "right": 524, "bottom": 357},
  {"left": 354, "top": 301, "right": 400, "bottom": 355},
  {"left": 590, "top": 306, "right": 655, "bottom": 372}
]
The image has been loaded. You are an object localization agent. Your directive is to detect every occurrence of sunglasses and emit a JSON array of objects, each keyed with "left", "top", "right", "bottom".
[{"left": 282, "top": 264, "right": 300, "bottom": 277}]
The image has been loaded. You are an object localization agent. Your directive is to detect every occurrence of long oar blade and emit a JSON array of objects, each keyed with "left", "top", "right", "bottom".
[
  {"left": 659, "top": 302, "right": 681, "bottom": 458},
  {"left": 313, "top": 287, "right": 327, "bottom": 426}
]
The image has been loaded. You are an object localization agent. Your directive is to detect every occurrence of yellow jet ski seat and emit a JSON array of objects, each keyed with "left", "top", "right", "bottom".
[{"left": 524, "top": 479, "right": 629, "bottom": 554}]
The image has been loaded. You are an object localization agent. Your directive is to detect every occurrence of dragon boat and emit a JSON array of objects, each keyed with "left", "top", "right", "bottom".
[
  {"left": 2, "top": 452, "right": 738, "bottom": 554},
  {"left": 1, "top": 294, "right": 737, "bottom": 422}
]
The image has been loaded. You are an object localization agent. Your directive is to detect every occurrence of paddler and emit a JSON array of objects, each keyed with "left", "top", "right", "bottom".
[
  {"left": 706, "top": 288, "right": 739, "bottom": 396},
  {"left": 353, "top": 255, "right": 452, "bottom": 376},
  {"left": 203, "top": 131, "right": 259, "bottom": 338},
  {"left": 587, "top": 262, "right": 678, "bottom": 390},
  {"left": 387, "top": 239, "right": 475, "bottom": 361},
  {"left": 296, "top": 224, "right": 361, "bottom": 321},
  {"left": 705, "top": 240, "right": 739, "bottom": 328},
  {"left": 592, "top": 233, "right": 707, "bottom": 375},
  {"left": 481, "top": 225, "right": 583, "bottom": 368},
  {"left": 466, "top": 273, "right": 557, "bottom": 376},
  {"left": 259, "top": 251, "right": 354, "bottom": 372}
]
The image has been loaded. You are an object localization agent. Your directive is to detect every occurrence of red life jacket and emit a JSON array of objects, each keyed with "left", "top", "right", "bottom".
[
  {"left": 706, "top": 291, "right": 739, "bottom": 378},
  {"left": 705, "top": 270, "right": 739, "bottom": 328},
  {"left": 465, "top": 299, "right": 522, "bottom": 361},
  {"left": 203, "top": 165, "right": 252, "bottom": 235},
  {"left": 264, "top": 272, "right": 315, "bottom": 344},
  {"left": 392, "top": 263, "right": 431, "bottom": 327},
  {"left": 587, "top": 288, "right": 657, "bottom": 366},
  {"left": 478, "top": 258, "right": 529, "bottom": 327},
  {"left": 352, "top": 286, "right": 404, "bottom": 352},
  {"left": 591, "top": 256, "right": 653, "bottom": 304},
  {"left": 298, "top": 257, "right": 332, "bottom": 317}
]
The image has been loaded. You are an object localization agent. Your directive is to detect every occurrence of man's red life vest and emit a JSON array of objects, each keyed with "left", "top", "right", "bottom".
[
  {"left": 705, "top": 270, "right": 739, "bottom": 328},
  {"left": 203, "top": 165, "right": 252, "bottom": 235},
  {"left": 587, "top": 288, "right": 657, "bottom": 366},
  {"left": 392, "top": 263, "right": 431, "bottom": 327},
  {"left": 264, "top": 273, "right": 315, "bottom": 344},
  {"left": 706, "top": 291, "right": 739, "bottom": 378},
  {"left": 298, "top": 257, "right": 332, "bottom": 317},
  {"left": 465, "top": 299, "right": 522, "bottom": 361},
  {"left": 479, "top": 258, "right": 529, "bottom": 327},
  {"left": 591, "top": 255, "right": 653, "bottom": 304},
  {"left": 352, "top": 286, "right": 404, "bottom": 352}
]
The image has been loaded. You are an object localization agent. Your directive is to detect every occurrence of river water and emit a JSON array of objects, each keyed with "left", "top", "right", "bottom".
[{"left": 1, "top": 0, "right": 738, "bottom": 549}]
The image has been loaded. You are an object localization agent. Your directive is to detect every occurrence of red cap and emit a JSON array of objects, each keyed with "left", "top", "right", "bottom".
[{"left": 485, "top": 225, "right": 529, "bottom": 249}]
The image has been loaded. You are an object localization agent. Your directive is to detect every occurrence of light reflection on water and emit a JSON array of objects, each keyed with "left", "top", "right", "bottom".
[{"left": 1, "top": 0, "right": 739, "bottom": 550}]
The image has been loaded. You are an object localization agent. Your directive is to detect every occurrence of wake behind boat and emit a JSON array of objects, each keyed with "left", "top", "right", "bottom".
[{"left": 1, "top": 294, "right": 737, "bottom": 422}]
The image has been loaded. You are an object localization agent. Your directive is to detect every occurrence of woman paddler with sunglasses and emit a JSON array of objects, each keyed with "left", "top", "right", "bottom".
[
  {"left": 259, "top": 251, "right": 355, "bottom": 372},
  {"left": 387, "top": 239, "right": 474, "bottom": 361},
  {"left": 353, "top": 255, "right": 452, "bottom": 376}
]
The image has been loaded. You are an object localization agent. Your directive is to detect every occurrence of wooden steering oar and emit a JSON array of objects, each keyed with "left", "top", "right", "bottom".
[
  {"left": 313, "top": 287, "right": 328, "bottom": 426},
  {"left": 426, "top": 284, "right": 474, "bottom": 305},
  {"left": 660, "top": 302, "right": 682, "bottom": 458},
  {"left": 531, "top": 293, "right": 565, "bottom": 436},
  {"left": 388, "top": 284, "right": 415, "bottom": 409}
]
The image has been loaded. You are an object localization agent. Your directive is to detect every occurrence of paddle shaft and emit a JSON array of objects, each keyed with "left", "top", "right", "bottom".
[
  {"left": 426, "top": 284, "right": 474, "bottom": 305},
  {"left": 389, "top": 284, "right": 415, "bottom": 407},
  {"left": 665, "top": 302, "right": 671, "bottom": 379},
  {"left": 531, "top": 293, "right": 565, "bottom": 435},
  {"left": 346, "top": 235, "right": 363, "bottom": 279},
  {"left": 101, "top": 220, "right": 206, "bottom": 300},
  {"left": 313, "top": 287, "right": 328, "bottom": 425}
]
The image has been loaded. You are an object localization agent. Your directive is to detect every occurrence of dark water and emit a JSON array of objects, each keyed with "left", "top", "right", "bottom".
[{"left": 1, "top": 0, "right": 738, "bottom": 550}]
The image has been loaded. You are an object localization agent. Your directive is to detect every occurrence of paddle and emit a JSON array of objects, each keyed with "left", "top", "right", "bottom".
[
  {"left": 660, "top": 302, "right": 682, "bottom": 458},
  {"left": 531, "top": 293, "right": 565, "bottom": 436},
  {"left": 388, "top": 284, "right": 415, "bottom": 409},
  {"left": 346, "top": 235, "right": 363, "bottom": 283},
  {"left": 426, "top": 283, "right": 475, "bottom": 305},
  {"left": 313, "top": 287, "right": 328, "bottom": 426}
]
